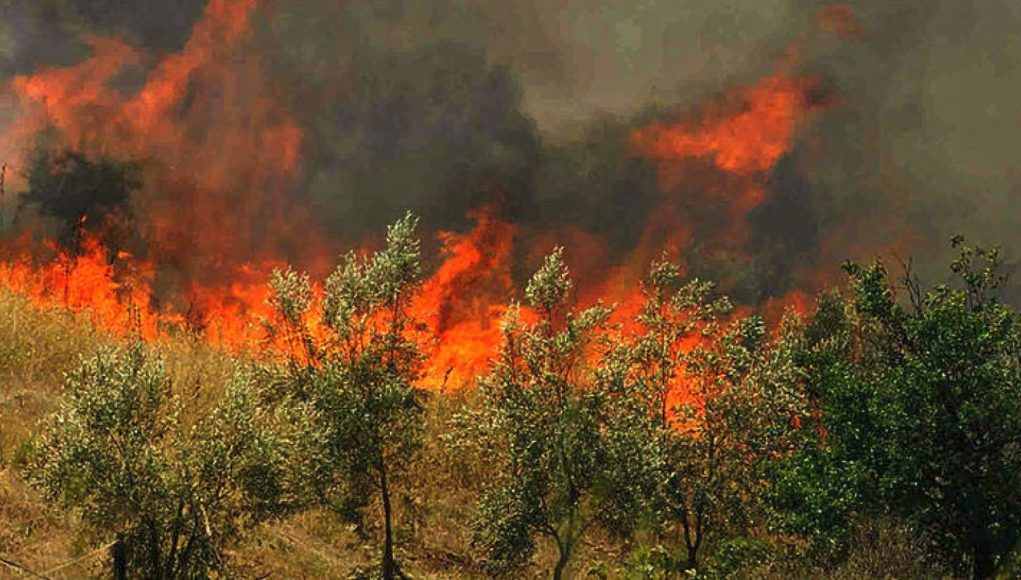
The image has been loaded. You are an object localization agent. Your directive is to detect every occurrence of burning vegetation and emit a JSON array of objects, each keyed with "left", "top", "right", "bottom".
[
  {"left": 2, "top": 0, "right": 1021, "bottom": 578},
  {"left": 0, "top": 0, "right": 834, "bottom": 390}
]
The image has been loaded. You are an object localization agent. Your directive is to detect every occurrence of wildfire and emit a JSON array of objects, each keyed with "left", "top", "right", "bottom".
[
  {"left": 415, "top": 208, "right": 518, "bottom": 391},
  {"left": 8, "top": 0, "right": 307, "bottom": 274},
  {"left": 0, "top": 0, "right": 838, "bottom": 394},
  {"left": 0, "top": 232, "right": 168, "bottom": 341},
  {"left": 630, "top": 69, "right": 830, "bottom": 241}
]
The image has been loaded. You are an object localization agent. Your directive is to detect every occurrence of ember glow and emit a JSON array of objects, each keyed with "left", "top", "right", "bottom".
[{"left": 0, "top": 0, "right": 839, "bottom": 392}]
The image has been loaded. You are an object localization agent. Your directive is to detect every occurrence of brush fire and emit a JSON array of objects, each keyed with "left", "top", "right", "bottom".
[
  {"left": 0, "top": 0, "right": 837, "bottom": 394},
  {"left": 4, "top": 1, "right": 1021, "bottom": 578}
]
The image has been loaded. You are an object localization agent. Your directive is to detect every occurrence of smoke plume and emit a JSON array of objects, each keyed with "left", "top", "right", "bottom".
[{"left": 2, "top": 0, "right": 1020, "bottom": 320}]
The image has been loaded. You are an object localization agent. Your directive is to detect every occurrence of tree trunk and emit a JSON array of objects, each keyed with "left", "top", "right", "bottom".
[
  {"left": 972, "top": 547, "right": 995, "bottom": 580},
  {"left": 147, "top": 523, "right": 163, "bottom": 580},
  {"left": 686, "top": 544, "right": 699, "bottom": 571},
  {"left": 112, "top": 533, "right": 127, "bottom": 580},
  {"left": 969, "top": 521, "right": 997, "bottom": 579},
  {"left": 553, "top": 544, "right": 571, "bottom": 580},
  {"left": 681, "top": 518, "right": 700, "bottom": 572},
  {"left": 380, "top": 463, "right": 399, "bottom": 580}
]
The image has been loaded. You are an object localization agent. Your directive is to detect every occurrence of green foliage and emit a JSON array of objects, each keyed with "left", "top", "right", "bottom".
[
  {"left": 459, "top": 247, "right": 650, "bottom": 578},
  {"left": 615, "top": 258, "right": 805, "bottom": 571},
  {"left": 524, "top": 247, "right": 574, "bottom": 313},
  {"left": 463, "top": 254, "right": 806, "bottom": 577},
  {"left": 26, "top": 344, "right": 313, "bottom": 577},
  {"left": 265, "top": 212, "right": 426, "bottom": 578},
  {"left": 12, "top": 212, "right": 1021, "bottom": 578},
  {"left": 621, "top": 537, "right": 775, "bottom": 579},
  {"left": 769, "top": 239, "right": 1021, "bottom": 578},
  {"left": 622, "top": 543, "right": 679, "bottom": 579},
  {"left": 701, "top": 537, "right": 774, "bottom": 578},
  {"left": 765, "top": 293, "right": 877, "bottom": 560}
]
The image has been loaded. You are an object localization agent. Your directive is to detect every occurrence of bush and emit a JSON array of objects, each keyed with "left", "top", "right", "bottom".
[
  {"left": 769, "top": 239, "right": 1021, "bottom": 578},
  {"left": 458, "top": 248, "right": 650, "bottom": 578},
  {"left": 27, "top": 344, "right": 317, "bottom": 577}
]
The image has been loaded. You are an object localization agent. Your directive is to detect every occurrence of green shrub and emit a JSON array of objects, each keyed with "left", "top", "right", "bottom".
[{"left": 26, "top": 345, "right": 317, "bottom": 577}]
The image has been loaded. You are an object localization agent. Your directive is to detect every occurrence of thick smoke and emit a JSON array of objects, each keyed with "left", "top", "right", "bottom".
[
  {"left": 788, "top": 0, "right": 1021, "bottom": 287},
  {"left": 253, "top": 1, "right": 801, "bottom": 234},
  {"left": 4, "top": 0, "right": 1021, "bottom": 300},
  {"left": 0, "top": 1, "right": 206, "bottom": 75}
]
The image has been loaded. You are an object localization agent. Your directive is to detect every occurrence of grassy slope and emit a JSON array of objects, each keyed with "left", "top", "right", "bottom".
[
  {"left": 0, "top": 289, "right": 948, "bottom": 578},
  {"left": 0, "top": 290, "right": 608, "bottom": 578},
  {"left": 0, "top": 290, "right": 104, "bottom": 576}
]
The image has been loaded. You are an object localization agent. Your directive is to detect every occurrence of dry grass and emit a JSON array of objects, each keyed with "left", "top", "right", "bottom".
[
  {"left": 0, "top": 292, "right": 241, "bottom": 577},
  {"left": 0, "top": 291, "right": 108, "bottom": 462},
  {"left": 0, "top": 290, "right": 952, "bottom": 578},
  {"left": 0, "top": 290, "right": 110, "bottom": 577},
  {"left": 0, "top": 290, "right": 478, "bottom": 578}
]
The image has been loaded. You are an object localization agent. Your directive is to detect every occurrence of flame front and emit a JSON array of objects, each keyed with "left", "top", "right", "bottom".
[{"left": 0, "top": 1, "right": 839, "bottom": 393}]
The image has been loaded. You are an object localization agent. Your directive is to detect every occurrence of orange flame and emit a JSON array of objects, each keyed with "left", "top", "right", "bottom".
[
  {"left": 414, "top": 208, "right": 518, "bottom": 390},
  {"left": 0, "top": 233, "right": 169, "bottom": 340},
  {"left": 631, "top": 69, "right": 829, "bottom": 229},
  {"left": 0, "top": 4, "right": 838, "bottom": 394},
  {"left": 8, "top": 0, "right": 307, "bottom": 274}
]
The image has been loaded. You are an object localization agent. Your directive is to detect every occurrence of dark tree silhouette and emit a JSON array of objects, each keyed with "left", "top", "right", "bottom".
[{"left": 21, "top": 148, "right": 140, "bottom": 254}]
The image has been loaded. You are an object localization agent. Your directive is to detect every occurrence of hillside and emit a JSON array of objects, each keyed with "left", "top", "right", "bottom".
[{"left": 0, "top": 282, "right": 961, "bottom": 579}]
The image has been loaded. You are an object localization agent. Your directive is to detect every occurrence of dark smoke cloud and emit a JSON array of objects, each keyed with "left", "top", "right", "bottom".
[
  {"left": 254, "top": 0, "right": 797, "bottom": 246},
  {"left": 780, "top": 0, "right": 1021, "bottom": 289},
  {"left": 251, "top": 2, "right": 541, "bottom": 238},
  {"left": 483, "top": 0, "right": 798, "bottom": 130},
  {"left": 260, "top": 0, "right": 1021, "bottom": 296},
  {"left": 6, "top": 0, "right": 1021, "bottom": 299},
  {"left": 0, "top": 0, "right": 206, "bottom": 76}
]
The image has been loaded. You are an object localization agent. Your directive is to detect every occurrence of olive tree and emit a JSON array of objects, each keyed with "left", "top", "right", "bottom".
[
  {"left": 769, "top": 240, "right": 1021, "bottom": 578},
  {"left": 265, "top": 213, "right": 425, "bottom": 579},
  {"left": 620, "top": 259, "right": 804, "bottom": 571},
  {"left": 457, "top": 248, "right": 657, "bottom": 578},
  {"left": 21, "top": 146, "right": 141, "bottom": 255},
  {"left": 27, "top": 345, "right": 315, "bottom": 578}
]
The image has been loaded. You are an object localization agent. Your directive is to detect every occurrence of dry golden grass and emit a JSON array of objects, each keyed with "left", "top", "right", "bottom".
[
  {"left": 0, "top": 290, "right": 492, "bottom": 578},
  {"left": 0, "top": 290, "right": 948, "bottom": 579},
  {"left": 0, "top": 290, "right": 110, "bottom": 577},
  {"left": 0, "top": 291, "right": 107, "bottom": 461}
]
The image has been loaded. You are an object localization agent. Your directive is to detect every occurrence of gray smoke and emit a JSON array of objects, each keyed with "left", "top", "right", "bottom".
[
  {"left": 4, "top": 0, "right": 1021, "bottom": 299},
  {"left": 0, "top": 0, "right": 206, "bottom": 76},
  {"left": 788, "top": 1, "right": 1021, "bottom": 286}
]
